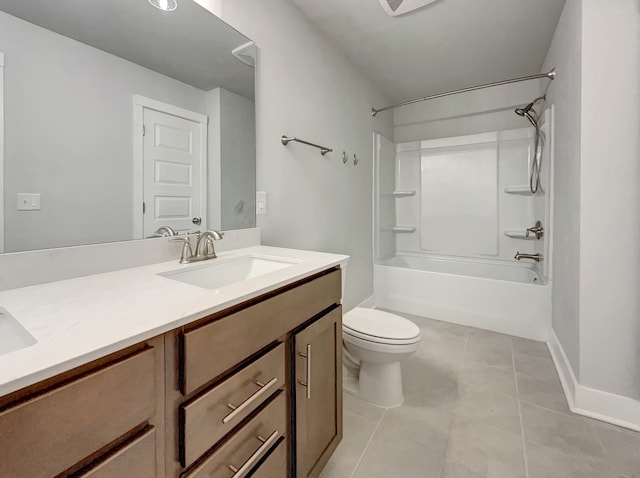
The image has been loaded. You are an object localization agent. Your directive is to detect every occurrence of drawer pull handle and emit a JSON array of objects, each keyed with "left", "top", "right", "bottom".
[
  {"left": 298, "top": 344, "right": 312, "bottom": 400},
  {"left": 227, "top": 430, "right": 280, "bottom": 478},
  {"left": 223, "top": 377, "right": 278, "bottom": 424}
]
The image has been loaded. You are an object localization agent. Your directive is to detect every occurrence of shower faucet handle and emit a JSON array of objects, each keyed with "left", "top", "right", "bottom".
[{"left": 526, "top": 220, "right": 544, "bottom": 240}]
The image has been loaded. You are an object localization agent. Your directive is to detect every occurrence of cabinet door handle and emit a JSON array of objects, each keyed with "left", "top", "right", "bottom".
[
  {"left": 298, "top": 344, "right": 312, "bottom": 400},
  {"left": 227, "top": 430, "right": 280, "bottom": 478},
  {"left": 223, "top": 377, "right": 278, "bottom": 424}
]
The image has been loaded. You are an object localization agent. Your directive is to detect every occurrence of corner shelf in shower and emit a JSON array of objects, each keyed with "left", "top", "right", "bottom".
[
  {"left": 504, "top": 230, "right": 535, "bottom": 240},
  {"left": 392, "top": 226, "right": 416, "bottom": 233},
  {"left": 503, "top": 186, "right": 544, "bottom": 196},
  {"left": 392, "top": 190, "right": 416, "bottom": 198}
]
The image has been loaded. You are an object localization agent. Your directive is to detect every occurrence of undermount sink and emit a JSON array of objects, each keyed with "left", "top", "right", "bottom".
[
  {"left": 159, "top": 254, "right": 301, "bottom": 290},
  {"left": 0, "top": 308, "right": 37, "bottom": 356}
]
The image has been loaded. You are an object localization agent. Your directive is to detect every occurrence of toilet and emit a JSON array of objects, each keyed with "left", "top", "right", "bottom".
[
  {"left": 339, "top": 262, "right": 421, "bottom": 407},
  {"left": 342, "top": 307, "right": 421, "bottom": 407}
]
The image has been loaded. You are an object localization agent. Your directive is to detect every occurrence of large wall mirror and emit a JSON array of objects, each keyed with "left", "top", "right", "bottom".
[{"left": 0, "top": 0, "right": 256, "bottom": 253}]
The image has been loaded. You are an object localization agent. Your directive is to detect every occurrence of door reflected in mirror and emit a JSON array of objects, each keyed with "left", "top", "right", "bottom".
[{"left": 0, "top": 0, "right": 256, "bottom": 253}]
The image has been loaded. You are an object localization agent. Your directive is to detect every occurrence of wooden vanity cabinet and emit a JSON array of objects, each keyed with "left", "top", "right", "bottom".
[
  {"left": 0, "top": 338, "right": 165, "bottom": 478},
  {"left": 182, "top": 392, "right": 288, "bottom": 478},
  {"left": 251, "top": 438, "right": 288, "bottom": 477},
  {"left": 73, "top": 426, "right": 157, "bottom": 478},
  {"left": 170, "top": 267, "right": 343, "bottom": 478},
  {"left": 0, "top": 266, "right": 343, "bottom": 478},
  {"left": 179, "top": 343, "right": 287, "bottom": 467},
  {"left": 179, "top": 268, "right": 342, "bottom": 395},
  {"left": 294, "top": 306, "right": 343, "bottom": 478}
]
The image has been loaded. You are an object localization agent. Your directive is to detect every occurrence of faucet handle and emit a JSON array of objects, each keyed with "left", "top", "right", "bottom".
[
  {"left": 207, "top": 230, "right": 225, "bottom": 240},
  {"left": 169, "top": 236, "right": 189, "bottom": 243},
  {"left": 205, "top": 236, "right": 215, "bottom": 256},
  {"left": 526, "top": 221, "right": 544, "bottom": 239},
  {"left": 169, "top": 236, "right": 194, "bottom": 263}
]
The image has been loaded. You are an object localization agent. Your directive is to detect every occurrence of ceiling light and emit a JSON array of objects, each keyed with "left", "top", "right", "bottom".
[
  {"left": 148, "top": 0, "right": 178, "bottom": 12},
  {"left": 378, "top": 0, "right": 438, "bottom": 17}
]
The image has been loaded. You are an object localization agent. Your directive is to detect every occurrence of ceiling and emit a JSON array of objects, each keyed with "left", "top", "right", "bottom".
[
  {"left": 292, "top": 0, "right": 566, "bottom": 103},
  {"left": 0, "top": 0, "right": 255, "bottom": 98}
]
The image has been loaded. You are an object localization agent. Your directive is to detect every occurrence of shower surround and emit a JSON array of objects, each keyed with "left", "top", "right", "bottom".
[{"left": 373, "top": 109, "right": 553, "bottom": 340}]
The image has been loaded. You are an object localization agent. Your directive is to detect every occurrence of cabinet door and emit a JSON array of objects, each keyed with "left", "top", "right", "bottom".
[
  {"left": 295, "top": 306, "right": 342, "bottom": 478},
  {"left": 76, "top": 427, "right": 156, "bottom": 478},
  {"left": 0, "top": 347, "right": 156, "bottom": 478}
]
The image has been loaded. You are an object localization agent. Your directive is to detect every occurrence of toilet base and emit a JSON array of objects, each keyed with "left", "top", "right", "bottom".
[{"left": 348, "top": 361, "right": 405, "bottom": 408}]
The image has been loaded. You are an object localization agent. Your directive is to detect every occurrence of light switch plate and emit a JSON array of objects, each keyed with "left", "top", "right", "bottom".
[
  {"left": 17, "top": 193, "right": 41, "bottom": 211},
  {"left": 256, "top": 191, "right": 267, "bottom": 215}
]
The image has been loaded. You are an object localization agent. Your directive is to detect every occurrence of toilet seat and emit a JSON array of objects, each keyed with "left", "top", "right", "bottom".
[{"left": 343, "top": 308, "right": 421, "bottom": 345}]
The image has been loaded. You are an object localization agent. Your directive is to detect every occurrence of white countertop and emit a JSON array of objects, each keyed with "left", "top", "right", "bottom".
[{"left": 0, "top": 246, "right": 349, "bottom": 397}]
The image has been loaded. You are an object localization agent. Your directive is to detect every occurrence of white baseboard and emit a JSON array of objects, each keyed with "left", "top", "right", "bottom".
[
  {"left": 547, "top": 330, "right": 578, "bottom": 407},
  {"left": 548, "top": 331, "right": 640, "bottom": 432}
]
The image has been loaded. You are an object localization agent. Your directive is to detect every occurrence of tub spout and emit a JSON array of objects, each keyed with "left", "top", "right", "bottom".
[{"left": 514, "top": 252, "right": 542, "bottom": 262}]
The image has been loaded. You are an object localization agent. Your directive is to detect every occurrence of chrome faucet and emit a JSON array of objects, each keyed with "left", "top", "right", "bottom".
[
  {"left": 149, "top": 226, "right": 177, "bottom": 238},
  {"left": 514, "top": 252, "right": 542, "bottom": 262},
  {"left": 526, "top": 220, "right": 544, "bottom": 240},
  {"left": 195, "top": 230, "right": 224, "bottom": 258},
  {"left": 170, "top": 230, "right": 224, "bottom": 264}
]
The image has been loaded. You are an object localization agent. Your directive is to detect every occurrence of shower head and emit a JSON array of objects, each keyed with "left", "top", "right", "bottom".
[
  {"left": 515, "top": 103, "right": 533, "bottom": 117},
  {"left": 515, "top": 95, "right": 545, "bottom": 117},
  {"left": 514, "top": 95, "right": 545, "bottom": 127},
  {"left": 520, "top": 110, "right": 538, "bottom": 128},
  {"left": 515, "top": 96, "right": 547, "bottom": 195}
]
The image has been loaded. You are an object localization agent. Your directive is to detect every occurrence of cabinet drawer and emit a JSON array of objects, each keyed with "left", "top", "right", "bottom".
[
  {"left": 184, "top": 392, "right": 287, "bottom": 478},
  {"left": 249, "top": 438, "right": 287, "bottom": 478},
  {"left": 77, "top": 427, "right": 156, "bottom": 478},
  {"left": 0, "top": 348, "right": 156, "bottom": 478},
  {"left": 181, "top": 343, "right": 286, "bottom": 467},
  {"left": 181, "top": 268, "right": 341, "bottom": 395}
]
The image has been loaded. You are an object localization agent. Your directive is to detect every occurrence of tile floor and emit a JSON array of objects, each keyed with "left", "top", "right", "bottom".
[{"left": 320, "top": 311, "right": 640, "bottom": 478}]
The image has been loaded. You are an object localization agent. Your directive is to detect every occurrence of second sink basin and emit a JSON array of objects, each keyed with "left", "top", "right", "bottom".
[
  {"left": 0, "top": 308, "right": 37, "bottom": 356},
  {"left": 159, "top": 254, "right": 301, "bottom": 290}
]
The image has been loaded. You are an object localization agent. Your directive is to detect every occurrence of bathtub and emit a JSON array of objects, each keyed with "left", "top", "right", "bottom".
[{"left": 374, "top": 253, "right": 551, "bottom": 341}]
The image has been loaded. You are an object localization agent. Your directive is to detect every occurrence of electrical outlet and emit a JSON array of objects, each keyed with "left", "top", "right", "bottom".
[{"left": 17, "top": 193, "right": 41, "bottom": 211}]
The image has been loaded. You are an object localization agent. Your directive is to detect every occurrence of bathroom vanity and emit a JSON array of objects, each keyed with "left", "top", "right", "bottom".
[
  {"left": 0, "top": 246, "right": 347, "bottom": 478},
  {"left": 0, "top": 2, "right": 344, "bottom": 476}
]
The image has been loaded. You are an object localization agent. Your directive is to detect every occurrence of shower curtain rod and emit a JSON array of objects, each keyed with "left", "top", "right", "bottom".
[{"left": 371, "top": 68, "right": 556, "bottom": 116}]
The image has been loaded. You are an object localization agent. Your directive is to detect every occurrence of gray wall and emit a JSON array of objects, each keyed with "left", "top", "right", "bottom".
[
  {"left": 542, "top": 0, "right": 583, "bottom": 379},
  {"left": 544, "top": 0, "right": 640, "bottom": 402},
  {"left": 206, "top": 87, "right": 256, "bottom": 231},
  {"left": 220, "top": 89, "right": 256, "bottom": 230},
  {"left": 206, "top": 0, "right": 394, "bottom": 311},
  {"left": 0, "top": 11, "right": 207, "bottom": 252},
  {"left": 579, "top": 0, "right": 640, "bottom": 400}
]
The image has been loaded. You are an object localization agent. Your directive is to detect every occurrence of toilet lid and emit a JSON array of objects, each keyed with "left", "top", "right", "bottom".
[{"left": 343, "top": 308, "right": 421, "bottom": 343}]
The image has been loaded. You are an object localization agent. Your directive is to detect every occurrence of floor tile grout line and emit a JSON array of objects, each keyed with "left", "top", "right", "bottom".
[
  {"left": 517, "top": 398, "right": 573, "bottom": 418},
  {"left": 512, "top": 338, "right": 530, "bottom": 478},
  {"left": 438, "top": 331, "right": 472, "bottom": 478},
  {"left": 590, "top": 421, "right": 608, "bottom": 456},
  {"left": 454, "top": 331, "right": 472, "bottom": 400},
  {"left": 349, "top": 407, "right": 387, "bottom": 478},
  {"left": 521, "top": 433, "right": 606, "bottom": 463},
  {"left": 518, "top": 400, "right": 608, "bottom": 456},
  {"left": 520, "top": 398, "right": 586, "bottom": 417}
]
